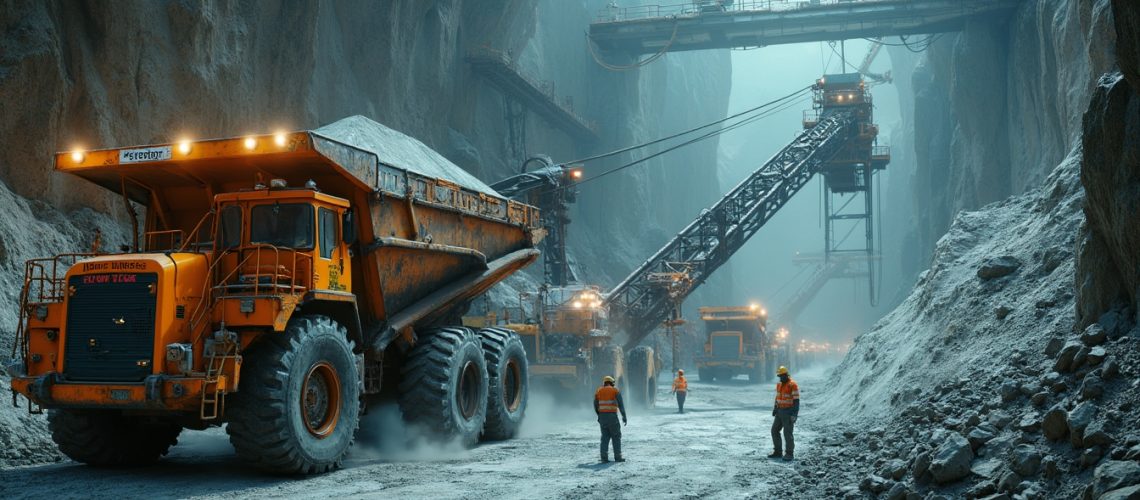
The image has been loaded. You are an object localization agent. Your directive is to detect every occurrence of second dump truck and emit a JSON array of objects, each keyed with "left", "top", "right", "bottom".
[
  {"left": 695, "top": 305, "right": 774, "bottom": 383},
  {"left": 7, "top": 116, "right": 543, "bottom": 474}
]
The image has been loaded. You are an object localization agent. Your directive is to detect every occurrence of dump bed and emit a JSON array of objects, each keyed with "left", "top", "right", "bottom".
[{"left": 56, "top": 116, "right": 543, "bottom": 350}]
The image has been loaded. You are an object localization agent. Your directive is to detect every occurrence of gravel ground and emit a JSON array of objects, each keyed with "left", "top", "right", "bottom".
[{"left": 0, "top": 368, "right": 836, "bottom": 499}]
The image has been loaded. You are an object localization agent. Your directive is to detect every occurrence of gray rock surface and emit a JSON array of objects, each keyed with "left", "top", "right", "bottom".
[{"left": 928, "top": 434, "right": 974, "bottom": 484}]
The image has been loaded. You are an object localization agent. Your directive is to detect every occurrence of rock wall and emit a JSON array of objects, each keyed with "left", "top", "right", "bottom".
[
  {"left": 888, "top": 0, "right": 1117, "bottom": 285},
  {"left": 1076, "top": 0, "right": 1140, "bottom": 328}
]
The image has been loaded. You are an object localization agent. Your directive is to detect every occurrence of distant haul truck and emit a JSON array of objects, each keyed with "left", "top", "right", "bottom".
[
  {"left": 6, "top": 116, "right": 544, "bottom": 474},
  {"left": 695, "top": 305, "right": 777, "bottom": 383}
]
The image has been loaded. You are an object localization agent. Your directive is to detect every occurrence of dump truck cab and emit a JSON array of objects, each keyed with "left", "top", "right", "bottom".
[{"left": 695, "top": 305, "right": 772, "bottom": 383}]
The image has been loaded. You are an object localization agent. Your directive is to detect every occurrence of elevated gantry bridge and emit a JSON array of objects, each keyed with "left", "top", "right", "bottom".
[{"left": 589, "top": 0, "right": 1022, "bottom": 56}]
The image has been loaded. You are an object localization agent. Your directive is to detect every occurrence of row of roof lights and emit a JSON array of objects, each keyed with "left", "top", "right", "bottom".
[{"left": 70, "top": 131, "right": 291, "bottom": 163}]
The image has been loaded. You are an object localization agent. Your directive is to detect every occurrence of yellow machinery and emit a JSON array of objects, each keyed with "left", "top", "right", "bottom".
[
  {"left": 7, "top": 118, "right": 543, "bottom": 473},
  {"left": 479, "top": 285, "right": 659, "bottom": 408},
  {"left": 695, "top": 305, "right": 773, "bottom": 383}
]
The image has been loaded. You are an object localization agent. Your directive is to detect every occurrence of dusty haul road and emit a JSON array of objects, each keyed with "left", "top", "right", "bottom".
[{"left": 1, "top": 371, "right": 831, "bottom": 499}]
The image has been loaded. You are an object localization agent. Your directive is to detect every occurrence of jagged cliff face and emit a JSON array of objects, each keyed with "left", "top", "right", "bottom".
[
  {"left": 0, "top": 0, "right": 731, "bottom": 309},
  {"left": 886, "top": 0, "right": 1118, "bottom": 286}
]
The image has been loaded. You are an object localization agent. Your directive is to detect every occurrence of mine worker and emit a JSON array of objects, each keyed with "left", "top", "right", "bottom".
[
  {"left": 768, "top": 365, "right": 799, "bottom": 461},
  {"left": 594, "top": 375, "right": 627, "bottom": 463},
  {"left": 671, "top": 369, "right": 688, "bottom": 413}
]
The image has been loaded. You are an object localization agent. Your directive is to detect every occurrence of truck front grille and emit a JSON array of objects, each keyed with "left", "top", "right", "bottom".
[
  {"left": 63, "top": 273, "right": 158, "bottom": 382},
  {"left": 711, "top": 335, "right": 741, "bottom": 360}
]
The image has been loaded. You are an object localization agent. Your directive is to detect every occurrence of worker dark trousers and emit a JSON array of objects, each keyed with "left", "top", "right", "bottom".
[
  {"left": 771, "top": 411, "right": 795, "bottom": 455},
  {"left": 676, "top": 392, "right": 686, "bottom": 413},
  {"left": 598, "top": 412, "right": 622, "bottom": 460}
]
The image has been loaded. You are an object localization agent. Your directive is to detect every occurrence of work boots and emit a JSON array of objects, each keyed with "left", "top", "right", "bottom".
[
  {"left": 614, "top": 456, "right": 625, "bottom": 462},
  {"left": 767, "top": 451, "right": 782, "bottom": 459}
]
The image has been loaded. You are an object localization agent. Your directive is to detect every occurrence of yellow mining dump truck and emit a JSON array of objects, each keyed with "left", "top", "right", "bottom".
[
  {"left": 695, "top": 305, "right": 773, "bottom": 383},
  {"left": 478, "top": 285, "right": 659, "bottom": 407},
  {"left": 6, "top": 116, "right": 543, "bottom": 474}
]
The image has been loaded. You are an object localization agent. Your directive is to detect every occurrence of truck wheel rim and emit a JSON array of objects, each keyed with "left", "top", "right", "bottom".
[
  {"left": 457, "top": 361, "right": 481, "bottom": 420},
  {"left": 302, "top": 361, "right": 341, "bottom": 438},
  {"left": 503, "top": 358, "right": 522, "bottom": 412}
]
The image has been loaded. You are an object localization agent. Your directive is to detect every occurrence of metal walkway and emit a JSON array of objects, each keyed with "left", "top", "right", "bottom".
[
  {"left": 589, "top": 0, "right": 1022, "bottom": 56},
  {"left": 466, "top": 47, "right": 598, "bottom": 141}
]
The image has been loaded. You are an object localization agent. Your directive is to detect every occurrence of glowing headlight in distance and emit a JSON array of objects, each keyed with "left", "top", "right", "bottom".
[{"left": 572, "top": 301, "right": 583, "bottom": 309}]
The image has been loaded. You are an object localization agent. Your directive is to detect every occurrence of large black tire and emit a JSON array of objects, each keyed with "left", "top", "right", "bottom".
[
  {"left": 48, "top": 410, "right": 181, "bottom": 466},
  {"left": 478, "top": 327, "right": 529, "bottom": 440},
  {"left": 698, "top": 367, "right": 710, "bottom": 382},
  {"left": 226, "top": 315, "right": 361, "bottom": 475},
  {"left": 626, "top": 346, "right": 656, "bottom": 409},
  {"left": 399, "top": 326, "right": 488, "bottom": 447}
]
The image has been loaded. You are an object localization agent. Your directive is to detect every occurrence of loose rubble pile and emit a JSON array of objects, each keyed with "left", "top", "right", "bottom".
[{"left": 799, "top": 152, "right": 1140, "bottom": 499}]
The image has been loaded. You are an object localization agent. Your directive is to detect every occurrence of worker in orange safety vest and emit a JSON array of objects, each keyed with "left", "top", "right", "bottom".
[
  {"left": 768, "top": 365, "right": 799, "bottom": 461},
  {"left": 594, "top": 375, "right": 627, "bottom": 463},
  {"left": 671, "top": 369, "right": 688, "bottom": 413}
]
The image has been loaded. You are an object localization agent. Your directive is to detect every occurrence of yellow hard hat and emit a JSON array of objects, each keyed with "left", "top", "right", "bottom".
[
  {"left": 777, "top": 366, "right": 789, "bottom": 376},
  {"left": 602, "top": 375, "right": 615, "bottom": 384}
]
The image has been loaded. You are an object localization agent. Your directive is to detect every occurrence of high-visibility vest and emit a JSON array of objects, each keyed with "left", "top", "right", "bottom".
[
  {"left": 596, "top": 386, "right": 620, "bottom": 413},
  {"left": 672, "top": 376, "right": 688, "bottom": 392},
  {"left": 775, "top": 379, "right": 800, "bottom": 408}
]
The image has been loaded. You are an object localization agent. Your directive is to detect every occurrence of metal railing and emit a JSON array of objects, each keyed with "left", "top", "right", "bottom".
[
  {"left": 594, "top": 0, "right": 886, "bottom": 23},
  {"left": 11, "top": 253, "right": 98, "bottom": 360}
]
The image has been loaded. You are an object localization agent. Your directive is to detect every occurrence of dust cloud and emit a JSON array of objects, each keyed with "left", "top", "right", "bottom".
[{"left": 351, "top": 402, "right": 471, "bottom": 463}]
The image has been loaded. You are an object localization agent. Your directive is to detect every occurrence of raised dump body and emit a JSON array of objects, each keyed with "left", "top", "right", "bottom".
[{"left": 8, "top": 116, "right": 541, "bottom": 473}]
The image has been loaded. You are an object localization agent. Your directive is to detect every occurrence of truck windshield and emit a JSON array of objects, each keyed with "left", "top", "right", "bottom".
[{"left": 250, "top": 203, "right": 314, "bottom": 249}]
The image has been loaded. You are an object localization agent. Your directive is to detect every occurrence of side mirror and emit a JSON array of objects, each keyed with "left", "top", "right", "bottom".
[{"left": 342, "top": 211, "right": 358, "bottom": 245}]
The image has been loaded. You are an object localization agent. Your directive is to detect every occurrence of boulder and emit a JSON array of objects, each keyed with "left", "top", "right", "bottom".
[
  {"left": 1099, "top": 485, "right": 1140, "bottom": 500},
  {"left": 858, "top": 474, "right": 892, "bottom": 494},
  {"left": 1031, "top": 392, "right": 1048, "bottom": 407},
  {"left": 1073, "top": 346, "right": 1092, "bottom": 370},
  {"left": 1088, "top": 346, "right": 1108, "bottom": 366},
  {"left": 1080, "top": 375, "right": 1105, "bottom": 401},
  {"left": 1083, "top": 447, "right": 1107, "bottom": 469},
  {"left": 997, "top": 469, "right": 1023, "bottom": 493},
  {"left": 1000, "top": 382, "right": 1020, "bottom": 402},
  {"left": 972, "top": 457, "right": 1004, "bottom": 479},
  {"left": 995, "top": 306, "right": 1012, "bottom": 320},
  {"left": 1009, "top": 444, "right": 1042, "bottom": 476},
  {"left": 1087, "top": 461, "right": 1140, "bottom": 498},
  {"left": 913, "top": 450, "right": 932, "bottom": 482},
  {"left": 988, "top": 410, "right": 1014, "bottom": 429},
  {"left": 1042, "top": 405, "right": 1069, "bottom": 441},
  {"left": 1082, "top": 323, "right": 1109, "bottom": 346},
  {"left": 1085, "top": 419, "right": 1116, "bottom": 447},
  {"left": 1016, "top": 412, "right": 1041, "bottom": 432},
  {"left": 1044, "top": 337, "right": 1065, "bottom": 357},
  {"left": 880, "top": 459, "right": 907, "bottom": 481},
  {"left": 966, "top": 481, "right": 998, "bottom": 498},
  {"left": 1054, "top": 342, "right": 1083, "bottom": 372},
  {"left": 1069, "top": 402, "right": 1098, "bottom": 448},
  {"left": 968, "top": 427, "right": 997, "bottom": 450},
  {"left": 1102, "top": 357, "right": 1121, "bottom": 379},
  {"left": 978, "top": 256, "right": 1021, "bottom": 279},
  {"left": 883, "top": 481, "right": 908, "bottom": 500},
  {"left": 928, "top": 433, "right": 974, "bottom": 484}
]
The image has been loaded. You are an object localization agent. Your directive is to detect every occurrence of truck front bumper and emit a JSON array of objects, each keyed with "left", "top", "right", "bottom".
[{"left": 11, "top": 373, "right": 221, "bottom": 412}]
